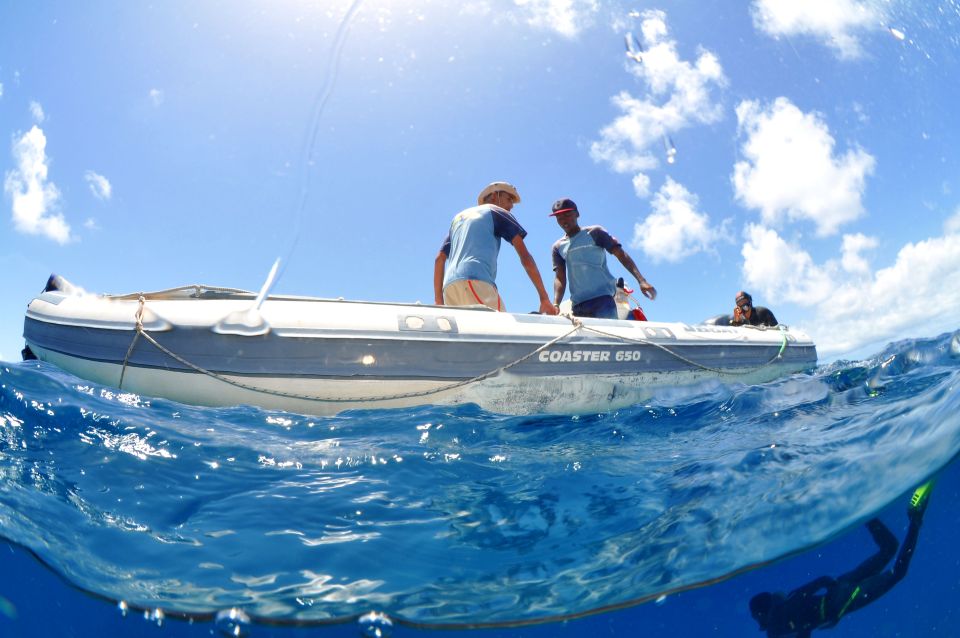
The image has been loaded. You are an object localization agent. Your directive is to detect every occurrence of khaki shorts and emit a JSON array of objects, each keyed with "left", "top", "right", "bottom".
[{"left": 443, "top": 279, "right": 505, "bottom": 311}]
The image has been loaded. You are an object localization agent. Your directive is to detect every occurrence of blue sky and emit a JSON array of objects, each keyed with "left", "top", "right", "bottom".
[{"left": 2, "top": 0, "right": 959, "bottom": 363}]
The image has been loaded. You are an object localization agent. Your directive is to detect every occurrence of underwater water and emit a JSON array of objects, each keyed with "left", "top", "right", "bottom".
[{"left": 1, "top": 330, "right": 959, "bottom": 637}]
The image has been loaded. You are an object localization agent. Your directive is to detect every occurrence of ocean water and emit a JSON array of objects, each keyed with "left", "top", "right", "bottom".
[{"left": 1, "top": 330, "right": 959, "bottom": 637}]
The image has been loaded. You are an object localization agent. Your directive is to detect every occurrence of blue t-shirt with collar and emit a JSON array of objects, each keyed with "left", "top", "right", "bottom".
[{"left": 440, "top": 204, "right": 526, "bottom": 288}]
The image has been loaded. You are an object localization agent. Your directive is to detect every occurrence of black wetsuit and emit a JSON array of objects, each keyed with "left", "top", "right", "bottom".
[
  {"left": 757, "top": 517, "right": 922, "bottom": 637},
  {"left": 731, "top": 306, "right": 778, "bottom": 327}
]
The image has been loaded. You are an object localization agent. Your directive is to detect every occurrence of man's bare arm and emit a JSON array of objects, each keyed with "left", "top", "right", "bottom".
[
  {"left": 611, "top": 246, "right": 656, "bottom": 300},
  {"left": 511, "top": 236, "right": 558, "bottom": 315}
]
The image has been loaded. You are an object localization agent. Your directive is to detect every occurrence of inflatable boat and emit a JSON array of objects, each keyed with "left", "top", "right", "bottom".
[{"left": 22, "top": 277, "right": 817, "bottom": 416}]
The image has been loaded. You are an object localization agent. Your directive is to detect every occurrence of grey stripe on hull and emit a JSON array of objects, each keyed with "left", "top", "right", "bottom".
[
  {"left": 30, "top": 347, "right": 810, "bottom": 417},
  {"left": 24, "top": 317, "right": 816, "bottom": 380}
]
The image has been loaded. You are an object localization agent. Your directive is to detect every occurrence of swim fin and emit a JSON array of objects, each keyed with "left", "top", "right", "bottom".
[{"left": 909, "top": 480, "right": 935, "bottom": 514}]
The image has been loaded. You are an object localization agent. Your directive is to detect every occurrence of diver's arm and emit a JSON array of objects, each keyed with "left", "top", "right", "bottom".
[{"left": 794, "top": 575, "right": 835, "bottom": 596}]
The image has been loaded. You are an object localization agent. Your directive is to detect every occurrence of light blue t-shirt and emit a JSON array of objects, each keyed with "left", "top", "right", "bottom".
[
  {"left": 440, "top": 204, "right": 526, "bottom": 288},
  {"left": 551, "top": 226, "right": 620, "bottom": 304}
]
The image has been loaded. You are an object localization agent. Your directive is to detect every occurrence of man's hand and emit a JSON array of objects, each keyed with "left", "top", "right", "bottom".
[
  {"left": 639, "top": 281, "right": 657, "bottom": 300},
  {"left": 540, "top": 299, "right": 559, "bottom": 315}
]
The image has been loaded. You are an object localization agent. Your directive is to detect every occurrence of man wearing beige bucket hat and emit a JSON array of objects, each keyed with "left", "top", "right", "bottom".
[{"left": 434, "top": 182, "right": 557, "bottom": 315}]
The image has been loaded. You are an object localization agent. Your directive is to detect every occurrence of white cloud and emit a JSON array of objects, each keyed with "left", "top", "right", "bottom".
[
  {"left": 631, "top": 173, "right": 651, "bottom": 199},
  {"left": 514, "top": 0, "right": 599, "bottom": 38},
  {"left": 84, "top": 217, "right": 100, "bottom": 230},
  {"left": 740, "top": 223, "right": 960, "bottom": 357},
  {"left": 740, "top": 224, "right": 834, "bottom": 305},
  {"left": 84, "top": 170, "right": 112, "bottom": 200},
  {"left": 839, "top": 232, "right": 877, "bottom": 275},
  {"left": 815, "top": 233, "right": 960, "bottom": 355},
  {"left": 4, "top": 126, "right": 71, "bottom": 244},
  {"left": 945, "top": 208, "right": 960, "bottom": 235},
  {"left": 0, "top": 83, "right": 4, "bottom": 99},
  {"left": 633, "top": 178, "right": 725, "bottom": 263},
  {"left": 733, "top": 97, "right": 875, "bottom": 236},
  {"left": 29, "top": 100, "right": 45, "bottom": 123},
  {"left": 149, "top": 88, "right": 164, "bottom": 106},
  {"left": 751, "top": 0, "right": 881, "bottom": 59},
  {"left": 590, "top": 10, "right": 727, "bottom": 192}
]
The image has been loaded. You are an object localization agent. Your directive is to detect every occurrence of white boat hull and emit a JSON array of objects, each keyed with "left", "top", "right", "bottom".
[{"left": 23, "top": 283, "right": 818, "bottom": 417}]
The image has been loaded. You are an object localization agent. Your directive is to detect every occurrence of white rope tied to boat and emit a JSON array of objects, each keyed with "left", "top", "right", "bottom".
[
  {"left": 121, "top": 296, "right": 586, "bottom": 403},
  {"left": 118, "top": 295, "right": 146, "bottom": 390},
  {"left": 118, "top": 297, "right": 790, "bottom": 405},
  {"left": 578, "top": 323, "right": 789, "bottom": 376}
]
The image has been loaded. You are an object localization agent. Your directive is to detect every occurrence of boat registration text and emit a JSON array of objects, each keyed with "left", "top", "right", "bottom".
[{"left": 538, "top": 349, "right": 644, "bottom": 363}]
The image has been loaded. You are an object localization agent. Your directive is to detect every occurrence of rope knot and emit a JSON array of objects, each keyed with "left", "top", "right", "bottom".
[
  {"left": 120, "top": 296, "right": 147, "bottom": 389},
  {"left": 135, "top": 295, "right": 146, "bottom": 332},
  {"left": 560, "top": 311, "right": 583, "bottom": 329}
]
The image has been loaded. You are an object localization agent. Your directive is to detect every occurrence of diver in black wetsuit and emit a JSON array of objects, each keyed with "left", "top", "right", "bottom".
[{"left": 749, "top": 481, "right": 934, "bottom": 638}]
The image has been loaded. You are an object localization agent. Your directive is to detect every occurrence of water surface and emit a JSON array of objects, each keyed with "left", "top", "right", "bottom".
[{"left": 1, "top": 331, "right": 958, "bottom": 633}]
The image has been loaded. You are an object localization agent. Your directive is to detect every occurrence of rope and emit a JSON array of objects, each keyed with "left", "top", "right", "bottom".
[
  {"left": 118, "top": 299, "right": 792, "bottom": 405},
  {"left": 621, "top": 294, "right": 789, "bottom": 368},
  {"left": 122, "top": 297, "right": 586, "bottom": 404},
  {"left": 118, "top": 295, "right": 146, "bottom": 389},
  {"left": 575, "top": 323, "right": 789, "bottom": 376}
]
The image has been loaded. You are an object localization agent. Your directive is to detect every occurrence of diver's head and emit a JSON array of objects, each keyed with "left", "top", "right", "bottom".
[{"left": 749, "top": 591, "right": 784, "bottom": 628}]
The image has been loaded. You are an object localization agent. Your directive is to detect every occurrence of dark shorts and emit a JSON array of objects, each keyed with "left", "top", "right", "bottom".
[{"left": 572, "top": 295, "right": 618, "bottom": 319}]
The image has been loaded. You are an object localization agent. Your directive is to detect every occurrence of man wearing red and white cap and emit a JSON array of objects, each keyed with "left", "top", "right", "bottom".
[
  {"left": 434, "top": 182, "right": 556, "bottom": 315},
  {"left": 550, "top": 197, "right": 656, "bottom": 319}
]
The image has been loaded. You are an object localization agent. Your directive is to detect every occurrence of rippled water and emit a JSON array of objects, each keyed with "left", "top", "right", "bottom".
[{"left": 1, "top": 330, "right": 958, "bottom": 632}]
